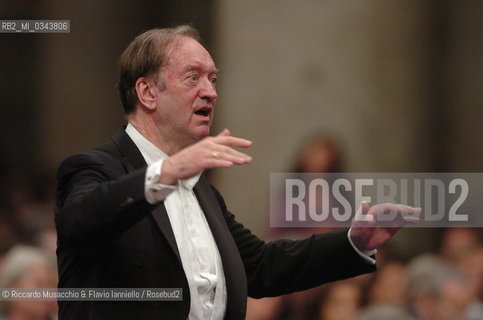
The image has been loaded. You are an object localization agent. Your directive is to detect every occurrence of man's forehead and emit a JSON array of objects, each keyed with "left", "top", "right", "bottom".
[{"left": 167, "top": 37, "right": 216, "bottom": 71}]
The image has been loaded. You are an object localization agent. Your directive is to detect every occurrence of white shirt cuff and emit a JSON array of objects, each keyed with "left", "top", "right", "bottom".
[
  {"left": 347, "top": 228, "right": 377, "bottom": 265},
  {"left": 145, "top": 159, "right": 176, "bottom": 204}
]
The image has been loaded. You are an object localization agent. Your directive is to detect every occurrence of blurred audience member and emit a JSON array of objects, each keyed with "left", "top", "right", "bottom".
[
  {"left": 270, "top": 135, "right": 344, "bottom": 240},
  {"left": 440, "top": 228, "right": 481, "bottom": 263},
  {"left": 350, "top": 303, "right": 415, "bottom": 320},
  {"left": 247, "top": 135, "right": 346, "bottom": 320},
  {"left": 1, "top": 149, "right": 479, "bottom": 320},
  {"left": 292, "top": 135, "right": 342, "bottom": 173},
  {"left": 0, "top": 213, "right": 19, "bottom": 265},
  {"left": 0, "top": 170, "right": 56, "bottom": 253},
  {"left": 0, "top": 246, "right": 58, "bottom": 320},
  {"left": 316, "top": 280, "right": 363, "bottom": 320},
  {"left": 454, "top": 246, "right": 483, "bottom": 317},
  {"left": 439, "top": 228, "right": 483, "bottom": 303},
  {"left": 1, "top": 171, "right": 42, "bottom": 242},
  {"left": 368, "top": 261, "right": 407, "bottom": 306},
  {"left": 405, "top": 254, "right": 481, "bottom": 320}
]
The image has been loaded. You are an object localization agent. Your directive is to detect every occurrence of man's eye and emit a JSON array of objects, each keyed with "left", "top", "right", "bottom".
[
  {"left": 188, "top": 75, "right": 198, "bottom": 81},
  {"left": 210, "top": 77, "right": 217, "bottom": 84}
]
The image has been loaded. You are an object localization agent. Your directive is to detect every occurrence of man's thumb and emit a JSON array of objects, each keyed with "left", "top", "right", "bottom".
[{"left": 217, "top": 128, "right": 231, "bottom": 137}]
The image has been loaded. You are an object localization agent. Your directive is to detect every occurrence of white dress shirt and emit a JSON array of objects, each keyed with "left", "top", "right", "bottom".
[{"left": 125, "top": 124, "right": 227, "bottom": 320}]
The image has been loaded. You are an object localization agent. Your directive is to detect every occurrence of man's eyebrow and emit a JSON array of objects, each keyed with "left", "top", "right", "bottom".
[{"left": 182, "top": 64, "right": 219, "bottom": 74}]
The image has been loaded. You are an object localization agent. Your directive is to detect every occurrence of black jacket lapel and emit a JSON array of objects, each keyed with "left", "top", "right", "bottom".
[
  {"left": 194, "top": 176, "right": 247, "bottom": 319},
  {"left": 110, "top": 127, "right": 182, "bottom": 262},
  {"left": 110, "top": 127, "right": 147, "bottom": 171},
  {"left": 150, "top": 205, "right": 181, "bottom": 262}
]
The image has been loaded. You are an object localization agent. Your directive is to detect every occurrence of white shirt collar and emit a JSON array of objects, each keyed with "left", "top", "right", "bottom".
[{"left": 125, "top": 123, "right": 200, "bottom": 190}]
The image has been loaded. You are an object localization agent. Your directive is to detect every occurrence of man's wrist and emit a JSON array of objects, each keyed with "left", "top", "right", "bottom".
[
  {"left": 347, "top": 228, "right": 376, "bottom": 265},
  {"left": 145, "top": 160, "right": 176, "bottom": 204},
  {"left": 158, "top": 157, "right": 178, "bottom": 185}
]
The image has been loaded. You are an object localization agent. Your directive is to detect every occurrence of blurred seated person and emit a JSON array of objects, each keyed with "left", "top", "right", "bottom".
[
  {"left": 351, "top": 304, "right": 415, "bottom": 320},
  {"left": 405, "top": 254, "right": 481, "bottom": 320},
  {"left": 0, "top": 246, "right": 57, "bottom": 320},
  {"left": 368, "top": 261, "right": 407, "bottom": 306},
  {"left": 316, "top": 279, "right": 362, "bottom": 320}
]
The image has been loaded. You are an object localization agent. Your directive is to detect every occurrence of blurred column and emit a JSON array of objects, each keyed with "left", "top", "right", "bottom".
[
  {"left": 0, "top": 2, "right": 42, "bottom": 173},
  {"left": 214, "top": 0, "right": 436, "bottom": 234},
  {"left": 37, "top": 1, "right": 126, "bottom": 171},
  {"left": 444, "top": 0, "right": 483, "bottom": 170}
]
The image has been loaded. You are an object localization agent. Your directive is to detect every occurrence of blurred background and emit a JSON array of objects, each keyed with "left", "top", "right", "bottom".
[{"left": 0, "top": 0, "right": 481, "bottom": 319}]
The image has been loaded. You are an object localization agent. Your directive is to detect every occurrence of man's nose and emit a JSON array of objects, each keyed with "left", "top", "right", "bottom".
[{"left": 199, "top": 78, "right": 217, "bottom": 102}]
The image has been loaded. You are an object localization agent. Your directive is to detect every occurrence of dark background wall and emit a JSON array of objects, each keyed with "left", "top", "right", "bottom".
[
  {"left": 0, "top": 0, "right": 215, "bottom": 174},
  {"left": 0, "top": 0, "right": 481, "bottom": 235}
]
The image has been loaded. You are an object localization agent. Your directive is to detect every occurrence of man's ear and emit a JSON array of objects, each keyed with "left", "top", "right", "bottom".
[{"left": 135, "top": 77, "right": 158, "bottom": 111}]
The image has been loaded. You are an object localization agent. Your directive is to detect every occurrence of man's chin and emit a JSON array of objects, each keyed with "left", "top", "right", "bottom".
[{"left": 191, "top": 126, "right": 211, "bottom": 141}]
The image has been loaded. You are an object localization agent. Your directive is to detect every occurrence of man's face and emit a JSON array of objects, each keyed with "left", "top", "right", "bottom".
[{"left": 154, "top": 36, "right": 218, "bottom": 147}]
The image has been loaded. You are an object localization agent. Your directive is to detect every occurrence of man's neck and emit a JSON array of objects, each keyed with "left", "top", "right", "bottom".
[{"left": 127, "top": 116, "right": 188, "bottom": 156}]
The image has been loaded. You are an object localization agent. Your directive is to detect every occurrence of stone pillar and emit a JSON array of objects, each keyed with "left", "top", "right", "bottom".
[{"left": 214, "top": 0, "right": 435, "bottom": 234}]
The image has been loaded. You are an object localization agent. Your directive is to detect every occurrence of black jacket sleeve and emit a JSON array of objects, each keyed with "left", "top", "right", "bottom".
[
  {"left": 55, "top": 150, "right": 154, "bottom": 254},
  {"left": 209, "top": 185, "right": 376, "bottom": 298}
]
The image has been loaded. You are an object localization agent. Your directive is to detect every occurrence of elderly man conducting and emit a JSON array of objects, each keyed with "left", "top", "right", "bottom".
[{"left": 55, "top": 25, "right": 420, "bottom": 320}]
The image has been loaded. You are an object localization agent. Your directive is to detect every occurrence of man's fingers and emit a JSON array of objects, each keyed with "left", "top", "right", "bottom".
[
  {"left": 353, "top": 203, "right": 421, "bottom": 228},
  {"left": 207, "top": 149, "right": 251, "bottom": 165},
  {"left": 398, "top": 205, "right": 421, "bottom": 224},
  {"left": 403, "top": 216, "right": 421, "bottom": 224},
  {"left": 214, "top": 135, "right": 252, "bottom": 148},
  {"left": 394, "top": 204, "right": 422, "bottom": 214},
  {"left": 393, "top": 204, "right": 422, "bottom": 224},
  {"left": 353, "top": 201, "right": 373, "bottom": 224},
  {"left": 212, "top": 145, "right": 252, "bottom": 162},
  {"left": 368, "top": 203, "right": 422, "bottom": 227},
  {"left": 207, "top": 159, "right": 234, "bottom": 168},
  {"left": 212, "top": 129, "right": 252, "bottom": 147},
  {"left": 216, "top": 152, "right": 252, "bottom": 165},
  {"left": 360, "top": 201, "right": 370, "bottom": 215},
  {"left": 167, "top": 131, "right": 253, "bottom": 181},
  {"left": 371, "top": 203, "right": 421, "bottom": 215}
]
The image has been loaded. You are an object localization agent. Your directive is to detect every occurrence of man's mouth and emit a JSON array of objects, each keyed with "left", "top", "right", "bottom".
[{"left": 194, "top": 106, "right": 212, "bottom": 117}]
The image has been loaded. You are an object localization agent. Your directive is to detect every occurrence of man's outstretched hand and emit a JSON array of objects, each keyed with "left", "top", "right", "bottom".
[
  {"left": 160, "top": 129, "right": 252, "bottom": 185},
  {"left": 349, "top": 202, "right": 421, "bottom": 252}
]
